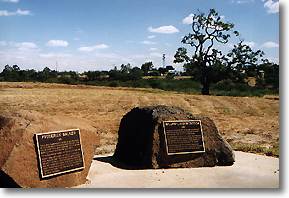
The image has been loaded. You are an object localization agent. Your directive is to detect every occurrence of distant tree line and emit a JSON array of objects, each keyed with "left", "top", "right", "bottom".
[
  {"left": 0, "top": 62, "right": 174, "bottom": 83},
  {"left": 0, "top": 59, "right": 278, "bottom": 91},
  {"left": 181, "top": 57, "right": 279, "bottom": 90}
]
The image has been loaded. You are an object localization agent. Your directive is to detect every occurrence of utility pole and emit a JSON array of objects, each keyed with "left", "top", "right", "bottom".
[{"left": 162, "top": 54, "right": 166, "bottom": 68}]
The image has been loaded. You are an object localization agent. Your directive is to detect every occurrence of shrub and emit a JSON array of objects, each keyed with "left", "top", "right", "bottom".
[
  {"left": 213, "top": 79, "right": 235, "bottom": 91},
  {"left": 108, "top": 81, "right": 120, "bottom": 87}
]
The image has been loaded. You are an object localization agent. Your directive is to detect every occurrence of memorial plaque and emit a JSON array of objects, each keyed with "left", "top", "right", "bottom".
[
  {"left": 163, "top": 120, "right": 205, "bottom": 155},
  {"left": 35, "top": 129, "right": 84, "bottom": 179}
]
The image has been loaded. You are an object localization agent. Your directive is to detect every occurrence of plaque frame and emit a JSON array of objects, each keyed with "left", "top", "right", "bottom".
[
  {"left": 35, "top": 128, "right": 85, "bottom": 179},
  {"left": 163, "top": 120, "right": 206, "bottom": 155}
]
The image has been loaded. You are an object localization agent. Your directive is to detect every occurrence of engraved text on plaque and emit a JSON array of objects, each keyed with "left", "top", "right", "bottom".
[
  {"left": 163, "top": 120, "right": 205, "bottom": 155},
  {"left": 35, "top": 129, "right": 84, "bottom": 179}
]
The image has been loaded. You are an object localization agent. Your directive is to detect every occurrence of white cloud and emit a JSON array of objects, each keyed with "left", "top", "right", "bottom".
[
  {"left": 182, "top": 13, "right": 194, "bottom": 25},
  {"left": 141, "top": 40, "right": 156, "bottom": 45},
  {"left": 0, "top": 41, "right": 37, "bottom": 50},
  {"left": 0, "top": 9, "right": 31, "bottom": 16},
  {"left": 147, "top": 35, "right": 156, "bottom": 39},
  {"left": 0, "top": 41, "right": 42, "bottom": 70},
  {"left": 78, "top": 44, "right": 109, "bottom": 52},
  {"left": 39, "top": 53, "right": 72, "bottom": 58},
  {"left": 261, "top": 41, "right": 279, "bottom": 48},
  {"left": 16, "top": 9, "right": 30, "bottom": 15},
  {"left": 243, "top": 41, "right": 256, "bottom": 48},
  {"left": 16, "top": 42, "right": 37, "bottom": 49},
  {"left": 1, "top": 0, "right": 19, "bottom": 3},
  {"left": 231, "top": 0, "right": 254, "bottom": 4},
  {"left": 263, "top": 0, "right": 279, "bottom": 14},
  {"left": 46, "top": 40, "right": 69, "bottom": 47},
  {"left": 148, "top": 25, "right": 179, "bottom": 34},
  {"left": 149, "top": 47, "right": 158, "bottom": 51},
  {"left": 237, "top": 0, "right": 254, "bottom": 4}
]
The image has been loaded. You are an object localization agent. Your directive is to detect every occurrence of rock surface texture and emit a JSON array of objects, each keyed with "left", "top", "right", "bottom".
[
  {"left": 113, "top": 105, "right": 234, "bottom": 169},
  {"left": 0, "top": 110, "right": 99, "bottom": 188}
]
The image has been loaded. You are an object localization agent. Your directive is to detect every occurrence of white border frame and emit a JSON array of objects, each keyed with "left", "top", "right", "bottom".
[
  {"left": 35, "top": 128, "right": 85, "bottom": 179},
  {"left": 163, "top": 120, "right": 206, "bottom": 155}
]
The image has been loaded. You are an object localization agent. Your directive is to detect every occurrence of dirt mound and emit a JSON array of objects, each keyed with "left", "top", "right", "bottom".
[
  {"left": 0, "top": 110, "right": 99, "bottom": 188},
  {"left": 114, "top": 105, "right": 234, "bottom": 169}
]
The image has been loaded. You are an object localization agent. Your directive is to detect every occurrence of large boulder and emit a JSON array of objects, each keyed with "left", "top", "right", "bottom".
[
  {"left": 113, "top": 105, "right": 234, "bottom": 169},
  {"left": 0, "top": 110, "right": 99, "bottom": 188}
]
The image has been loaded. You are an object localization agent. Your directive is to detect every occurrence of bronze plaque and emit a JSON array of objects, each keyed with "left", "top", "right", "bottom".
[
  {"left": 163, "top": 120, "right": 205, "bottom": 155},
  {"left": 35, "top": 129, "right": 84, "bottom": 179}
]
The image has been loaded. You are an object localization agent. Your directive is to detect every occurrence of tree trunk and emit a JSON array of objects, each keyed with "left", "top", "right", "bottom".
[
  {"left": 201, "top": 77, "right": 210, "bottom": 95},
  {"left": 201, "top": 66, "right": 210, "bottom": 95}
]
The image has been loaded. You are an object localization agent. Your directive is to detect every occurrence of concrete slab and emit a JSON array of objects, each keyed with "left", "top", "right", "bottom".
[{"left": 76, "top": 151, "right": 279, "bottom": 188}]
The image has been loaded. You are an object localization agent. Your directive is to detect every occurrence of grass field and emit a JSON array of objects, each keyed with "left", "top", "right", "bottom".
[{"left": 0, "top": 82, "right": 279, "bottom": 157}]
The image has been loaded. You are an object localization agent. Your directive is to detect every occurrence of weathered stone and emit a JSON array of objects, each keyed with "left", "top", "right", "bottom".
[
  {"left": 0, "top": 110, "right": 99, "bottom": 188},
  {"left": 113, "top": 105, "right": 234, "bottom": 169}
]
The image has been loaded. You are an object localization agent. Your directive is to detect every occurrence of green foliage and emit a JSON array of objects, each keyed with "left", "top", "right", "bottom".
[
  {"left": 149, "top": 69, "right": 160, "bottom": 76},
  {"left": 226, "top": 41, "right": 265, "bottom": 83},
  {"left": 165, "top": 72, "right": 175, "bottom": 80},
  {"left": 174, "top": 9, "right": 239, "bottom": 95},
  {"left": 174, "top": 9, "right": 269, "bottom": 95},
  {"left": 141, "top": 62, "right": 154, "bottom": 75},
  {"left": 0, "top": 62, "right": 278, "bottom": 97},
  {"left": 233, "top": 143, "right": 279, "bottom": 157},
  {"left": 145, "top": 79, "right": 200, "bottom": 93},
  {"left": 108, "top": 64, "right": 143, "bottom": 81},
  {"left": 84, "top": 71, "right": 108, "bottom": 81},
  {"left": 212, "top": 79, "right": 236, "bottom": 91},
  {"left": 108, "top": 81, "right": 120, "bottom": 87},
  {"left": 257, "top": 62, "right": 279, "bottom": 89},
  {"left": 120, "top": 63, "right": 131, "bottom": 73},
  {"left": 129, "top": 67, "right": 144, "bottom": 81},
  {"left": 174, "top": 47, "right": 190, "bottom": 63},
  {"left": 1, "top": 65, "right": 20, "bottom": 81}
]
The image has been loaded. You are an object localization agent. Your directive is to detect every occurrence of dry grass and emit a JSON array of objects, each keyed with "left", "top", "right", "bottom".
[{"left": 0, "top": 82, "right": 279, "bottom": 157}]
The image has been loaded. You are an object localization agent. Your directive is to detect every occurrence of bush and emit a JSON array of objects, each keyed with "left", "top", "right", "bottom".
[
  {"left": 108, "top": 81, "right": 120, "bottom": 87},
  {"left": 165, "top": 73, "right": 175, "bottom": 80},
  {"left": 213, "top": 79, "right": 235, "bottom": 91},
  {"left": 131, "top": 80, "right": 150, "bottom": 88},
  {"left": 148, "top": 80, "right": 163, "bottom": 89}
]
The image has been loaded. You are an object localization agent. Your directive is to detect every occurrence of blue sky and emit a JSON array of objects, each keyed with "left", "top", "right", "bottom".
[{"left": 0, "top": 0, "right": 279, "bottom": 72}]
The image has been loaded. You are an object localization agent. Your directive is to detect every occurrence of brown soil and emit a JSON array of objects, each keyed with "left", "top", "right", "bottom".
[{"left": 0, "top": 82, "right": 279, "bottom": 157}]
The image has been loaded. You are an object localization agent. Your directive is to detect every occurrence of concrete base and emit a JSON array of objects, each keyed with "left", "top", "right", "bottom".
[{"left": 76, "top": 151, "right": 279, "bottom": 188}]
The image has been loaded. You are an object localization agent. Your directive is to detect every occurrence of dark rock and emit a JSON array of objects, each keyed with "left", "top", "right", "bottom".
[{"left": 113, "top": 105, "right": 234, "bottom": 169}]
